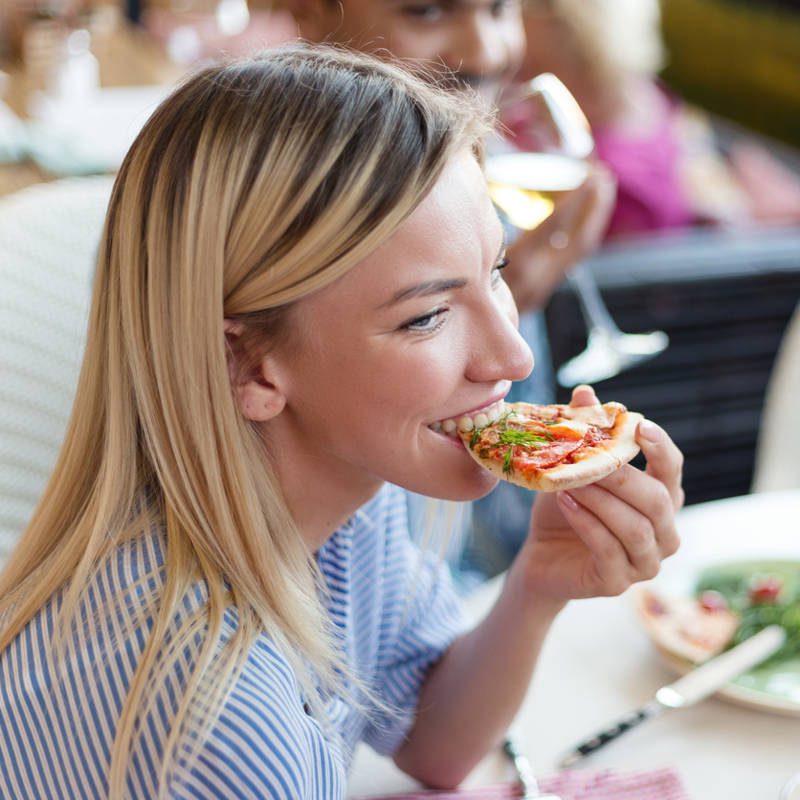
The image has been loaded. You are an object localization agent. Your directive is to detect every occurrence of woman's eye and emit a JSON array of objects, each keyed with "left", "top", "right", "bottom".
[
  {"left": 492, "top": 0, "right": 521, "bottom": 17},
  {"left": 402, "top": 307, "right": 448, "bottom": 333},
  {"left": 400, "top": 3, "right": 445, "bottom": 21},
  {"left": 491, "top": 256, "right": 510, "bottom": 287}
]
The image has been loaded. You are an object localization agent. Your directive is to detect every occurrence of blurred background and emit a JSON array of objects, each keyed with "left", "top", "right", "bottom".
[{"left": 0, "top": 0, "right": 798, "bottom": 555}]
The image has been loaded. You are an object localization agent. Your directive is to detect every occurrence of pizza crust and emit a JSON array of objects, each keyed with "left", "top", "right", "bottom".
[{"left": 461, "top": 402, "right": 643, "bottom": 492}]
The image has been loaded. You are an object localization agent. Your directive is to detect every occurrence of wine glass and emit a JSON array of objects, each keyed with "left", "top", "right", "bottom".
[
  {"left": 486, "top": 73, "right": 668, "bottom": 388},
  {"left": 780, "top": 772, "right": 800, "bottom": 800}
]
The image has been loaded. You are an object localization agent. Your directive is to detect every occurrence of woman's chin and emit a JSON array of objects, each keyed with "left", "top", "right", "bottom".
[{"left": 413, "top": 463, "right": 500, "bottom": 503}]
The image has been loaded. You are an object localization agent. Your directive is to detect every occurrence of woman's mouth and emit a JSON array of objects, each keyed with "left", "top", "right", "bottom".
[{"left": 428, "top": 400, "right": 506, "bottom": 437}]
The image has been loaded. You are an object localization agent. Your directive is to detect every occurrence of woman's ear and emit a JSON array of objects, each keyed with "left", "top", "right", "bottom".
[{"left": 224, "top": 319, "right": 287, "bottom": 422}]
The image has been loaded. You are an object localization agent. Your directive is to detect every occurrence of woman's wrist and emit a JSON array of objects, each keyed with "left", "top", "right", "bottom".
[{"left": 502, "top": 555, "right": 569, "bottom": 630}]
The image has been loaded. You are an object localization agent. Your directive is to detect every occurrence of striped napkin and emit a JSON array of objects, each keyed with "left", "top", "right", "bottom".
[{"left": 354, "top": 767, "right": 689, "bottom": 799}]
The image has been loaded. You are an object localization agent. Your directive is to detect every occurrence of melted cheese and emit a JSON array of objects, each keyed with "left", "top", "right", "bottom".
[
  {"left": 563, "top": 402, "right": 623, "bottom": 429},
  {"left": 546, "top": 419, "right": 590, "bottom": 438}
]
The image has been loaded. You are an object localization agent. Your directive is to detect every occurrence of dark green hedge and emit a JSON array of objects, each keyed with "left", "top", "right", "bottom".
[{"left": 660, "top": 0, "right": 800, "bottom": 147}]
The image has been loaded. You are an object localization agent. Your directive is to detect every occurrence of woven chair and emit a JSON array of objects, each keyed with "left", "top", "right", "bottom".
[{"left": 0, "top": 176, "right": 113, "bottom": 567}]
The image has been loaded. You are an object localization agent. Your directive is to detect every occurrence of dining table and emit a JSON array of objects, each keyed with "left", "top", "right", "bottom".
[{"left": 348, "top": 489, "right": 800, "bottom": 799}]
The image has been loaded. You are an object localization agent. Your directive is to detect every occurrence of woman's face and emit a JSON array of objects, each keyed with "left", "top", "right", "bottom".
[
  {"left": 266, "top": 152, "right": 533, "bottom": 504},
  {"left": 292, "top": 0, "right": 526, "bottom": 105}
]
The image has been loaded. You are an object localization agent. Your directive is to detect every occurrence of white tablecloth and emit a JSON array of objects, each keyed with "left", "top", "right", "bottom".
[{"left": 349, "top": 490, "right": 800, "bottom": 799}]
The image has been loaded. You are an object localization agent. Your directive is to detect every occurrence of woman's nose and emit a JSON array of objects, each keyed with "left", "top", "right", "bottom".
[
  {"left": 466, "top": 295, "right": 534, "bottom": 385},
  {"left": 444, "top": 12, "right": 517, "bottom": 81}
]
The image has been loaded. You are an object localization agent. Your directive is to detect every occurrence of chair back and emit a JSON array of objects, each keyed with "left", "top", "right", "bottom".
[
  {"left": 752, "top": 302, "right": 800, "bottom": 492},
  {"left": 0, "top": 176, "right": 113, "bottom": 566}
]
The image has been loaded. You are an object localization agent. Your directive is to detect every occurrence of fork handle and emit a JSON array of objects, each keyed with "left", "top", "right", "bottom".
[{"left": 503, "top": 736, "right": 540, "bottom": 797}]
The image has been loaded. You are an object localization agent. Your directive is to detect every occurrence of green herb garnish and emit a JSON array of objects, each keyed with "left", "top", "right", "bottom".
[
  {"left": 469, "top": 429, "right": 481, "bottom": 450},
  {"left": 498, "top": 429, "right": 552, "bottom": 447},
  {"left": 696, "top": 561, "right": 800, "bottom": 664},
  {"left": 502, "top": 448, "right": 513, "bottom": 474}
]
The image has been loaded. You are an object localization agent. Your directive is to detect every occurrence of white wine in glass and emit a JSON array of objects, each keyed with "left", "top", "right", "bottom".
[
  {"left": 490, "top": 74, "right": 668, "bottom": 387},
  {"left": 486, "top": 152, "right": 589, "bottom": 231}
]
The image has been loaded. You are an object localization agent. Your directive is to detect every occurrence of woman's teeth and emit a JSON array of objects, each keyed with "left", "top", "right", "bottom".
[{"left": 430, "top": 401, "right": 505, "bottom": 436}]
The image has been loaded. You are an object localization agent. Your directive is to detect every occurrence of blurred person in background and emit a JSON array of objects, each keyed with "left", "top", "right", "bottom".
[{"left": 514, "top": 0, "right": 800, "bottom": 240}]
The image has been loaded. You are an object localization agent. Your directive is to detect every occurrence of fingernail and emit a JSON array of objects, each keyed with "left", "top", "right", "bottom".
[
  {"left": 639, "top": 419, "right": 662, "bottom": 443},
  {"left": 558, "top": 491, "right": 580, "bottom": 511}
]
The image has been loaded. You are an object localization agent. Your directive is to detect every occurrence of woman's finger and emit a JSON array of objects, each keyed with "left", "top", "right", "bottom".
[
  {"left": 637, "top": 419, "right": 685, "bottom": 510},
  {"left": 566, "top": 478, "right": 667, "bottom": 576},
  {"left": 569, "top": 383, "right": 598, "bottom": 407},
  {"left": 585, "top": 421, "right": 683, "bottom": 518},
  {"left": 562, "top": 163, "right": 617, "bottom": 256},
  {"left": 556, "top": 490, "right": 652, "bottom": 595},
  {"left": 589, "top": 463, "right": 680, "bottom": 555}
]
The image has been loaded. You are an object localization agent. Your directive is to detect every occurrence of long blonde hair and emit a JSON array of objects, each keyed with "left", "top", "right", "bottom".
[{"left": 0, "top": 44, "right": 488, "bottom": 796}]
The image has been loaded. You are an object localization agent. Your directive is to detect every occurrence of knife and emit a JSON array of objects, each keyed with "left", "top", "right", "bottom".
[{"left": 557, "top": 624, "right": 786, "bottom": 769}]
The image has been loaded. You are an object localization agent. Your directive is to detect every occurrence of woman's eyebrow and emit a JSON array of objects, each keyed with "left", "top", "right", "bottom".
[
  {"left": 384, "top": 234, "right": 507, "bottom": 307},
  {"left": 384, "top": 278, "right": 468, "bottom": 307}
]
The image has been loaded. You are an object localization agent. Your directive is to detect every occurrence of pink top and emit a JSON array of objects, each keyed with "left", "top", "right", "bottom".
[{"left": 593, "top": 89, "right": 696, "bottom": 238}]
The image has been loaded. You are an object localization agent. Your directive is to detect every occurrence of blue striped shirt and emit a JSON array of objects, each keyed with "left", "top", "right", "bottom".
[{"left": 0, "top": 484, "right": 467, "bottom": 798}]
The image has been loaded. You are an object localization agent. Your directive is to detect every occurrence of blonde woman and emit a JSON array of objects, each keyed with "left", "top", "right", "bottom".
[{"left": 0, "top": 44, "right": 683, "bottom": 798}]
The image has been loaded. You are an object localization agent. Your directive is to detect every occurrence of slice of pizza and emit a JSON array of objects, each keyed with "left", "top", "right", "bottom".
[
  {"left": 458, "top": 400, "right": 643, "bottom": 492},
  {"left": 636, "top": 588, "right": 740, "bottom": 664}
]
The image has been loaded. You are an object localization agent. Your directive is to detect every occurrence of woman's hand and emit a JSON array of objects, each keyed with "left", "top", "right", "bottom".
[
  {"left": 502, "top": 163, "right": 617, "bottom": 313},
  {"left": 396, "top": 384, "right": 680, "bottom": 788},
  {"left": 511, "top": 385, "right": 684, "bottom": 602}
]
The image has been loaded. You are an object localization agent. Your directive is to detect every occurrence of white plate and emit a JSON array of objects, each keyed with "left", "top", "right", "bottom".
[{"left": 637, "top": 492, "right": 800, "bottom": 716}]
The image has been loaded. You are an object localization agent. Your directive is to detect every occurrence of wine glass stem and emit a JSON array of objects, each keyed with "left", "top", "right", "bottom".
[{"left": 567, "top": 262, "right": 622, "bottom": 337}]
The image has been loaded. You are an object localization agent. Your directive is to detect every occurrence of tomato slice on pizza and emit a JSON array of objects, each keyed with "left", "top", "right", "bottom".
[{"left": 458, "top": 400, "right": 643, "bottom": 492}]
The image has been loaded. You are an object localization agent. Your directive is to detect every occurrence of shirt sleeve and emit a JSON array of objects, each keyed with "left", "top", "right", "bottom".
[{"left": 361, "top": 488, "right": 469, "bottom": 756}]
